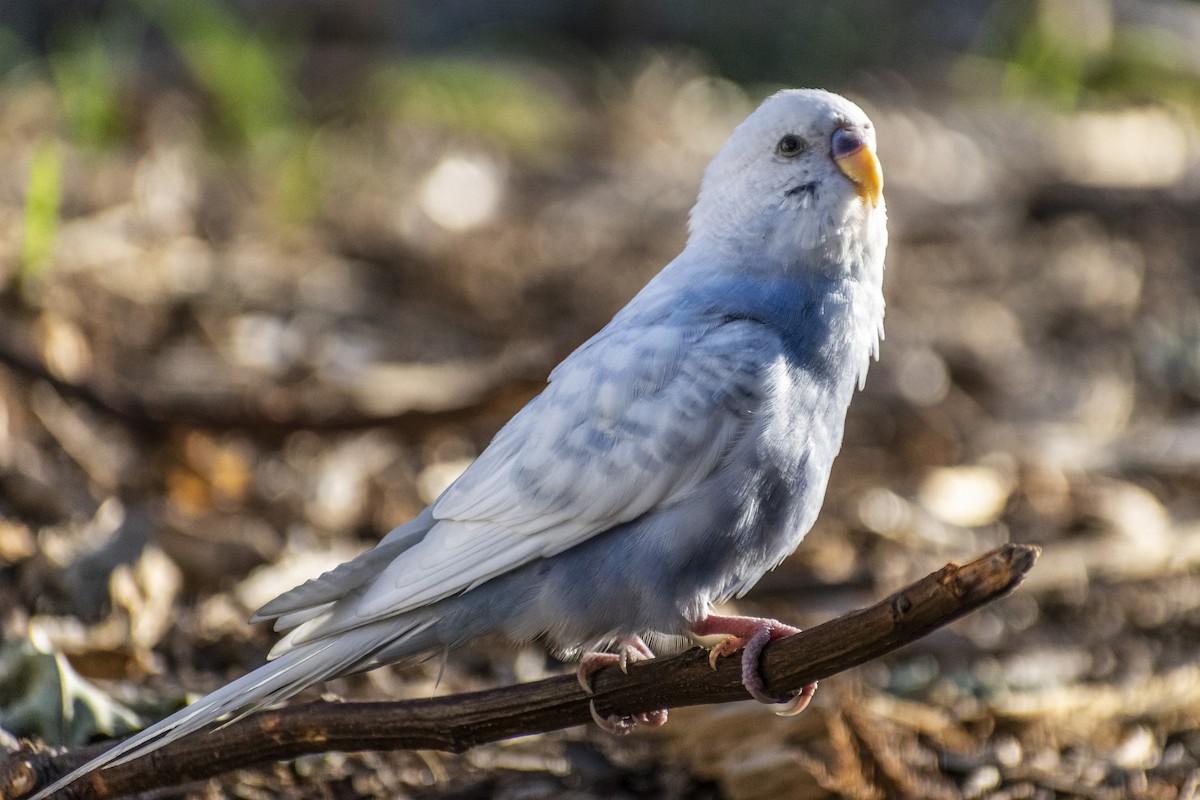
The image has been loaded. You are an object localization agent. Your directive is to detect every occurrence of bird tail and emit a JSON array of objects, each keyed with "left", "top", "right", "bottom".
[{"left": 30, "top": 622, "right": 420, "bottom": 800}]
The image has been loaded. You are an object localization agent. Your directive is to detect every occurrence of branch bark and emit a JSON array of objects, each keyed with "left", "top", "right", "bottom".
[{"left": 3, "top": 544, "right": 1039, "bottom": 800}]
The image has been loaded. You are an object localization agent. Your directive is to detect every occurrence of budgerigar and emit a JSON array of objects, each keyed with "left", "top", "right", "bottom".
[{"left": 31, "top": 87, "right": 886, "bottom": 798}]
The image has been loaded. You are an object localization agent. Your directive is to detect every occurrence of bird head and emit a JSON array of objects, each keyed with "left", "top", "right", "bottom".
[{"left": 688, "top": 89, "right": 886, "bottom": 273}]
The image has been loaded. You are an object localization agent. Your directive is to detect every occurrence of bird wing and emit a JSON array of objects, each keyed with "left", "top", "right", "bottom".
[{"left": 340, "top": 316, "right": 780, "bottom": 624}]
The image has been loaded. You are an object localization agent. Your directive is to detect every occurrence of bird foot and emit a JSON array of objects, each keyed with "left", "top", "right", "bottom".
[
  {"left": 577, "top": 635, "right": 668, "bottom": 734},
  {"left": 693, "top": 614, "right": 816, "bottom": 715},
  {"left": 588, "top": 701, "right": 669, "bottom": 735},
  {"left": 576, "top": 634, "right": 656, "bottom": 692}
]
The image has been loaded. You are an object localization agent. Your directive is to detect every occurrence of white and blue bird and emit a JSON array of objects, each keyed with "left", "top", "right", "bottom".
[{"left": 33, "top": 87, "right": 886, "bottom": 797}]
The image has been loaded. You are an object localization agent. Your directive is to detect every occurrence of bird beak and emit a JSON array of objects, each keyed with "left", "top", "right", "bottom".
[{"left": 832, "top": 126, "right": 883, "bottom": 208}]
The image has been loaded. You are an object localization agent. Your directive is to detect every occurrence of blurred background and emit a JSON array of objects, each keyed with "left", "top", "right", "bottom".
[{"left": 1, "top": 0, "right": 1200, "bottom": 797}]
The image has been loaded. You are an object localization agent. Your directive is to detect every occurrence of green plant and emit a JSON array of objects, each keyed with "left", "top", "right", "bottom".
[{"left": 18, "top": 137, "right": 63, "bottom": 299}]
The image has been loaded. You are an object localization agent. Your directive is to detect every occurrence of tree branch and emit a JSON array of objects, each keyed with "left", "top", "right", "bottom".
[{"left": 3, "top": 544, "right": 1039, "bottom": 799}]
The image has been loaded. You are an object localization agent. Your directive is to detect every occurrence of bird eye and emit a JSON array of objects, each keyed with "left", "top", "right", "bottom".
[{"left": 776, "top": 134, "right": 806, "bottom": 158}]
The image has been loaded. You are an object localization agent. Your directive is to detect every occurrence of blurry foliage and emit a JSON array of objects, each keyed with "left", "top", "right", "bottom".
[
  {"left": 1091, "top": 26, "right": 1200, "bottom": 106},
  {"left": 131, "top": 0, "right": 302, "bottom": 150},
  {"left": 2, "top": 0, "right": 323, "bottom": 235},
  {"left": 366, "top": 59, "right": 576, "bottom": 160},
  {"left": 17, "top": 138, "right": 62, "bottom": 300},
  {"left": 961, "top": 0, "right": 1200, "bottom": 108},
  {"left": 0, "top": 0, "right": 586, "bottom": 229},
  {"left": 677, "top": 1, "right": 905, "bottom": 87},
  {"left": 46, "top": 23, "right": 128, "bottom": 149},
  {"left": 14, "top": 0, "right": 305, "bottom": 152},
  {"left": 131, "top": 0, "right": 326, "bottom": 224}
]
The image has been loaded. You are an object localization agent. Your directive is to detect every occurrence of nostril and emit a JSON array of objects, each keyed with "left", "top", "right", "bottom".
[{"left": 831, "top": 127, "right": 866, "bottom": 159}]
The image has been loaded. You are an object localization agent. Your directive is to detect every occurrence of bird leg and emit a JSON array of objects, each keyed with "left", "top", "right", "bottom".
[
  {"left": 692, "top": 614, "right": 816, "bottom": 716},
  {"left": 577, "top": 634, "right": 668, "bottom": 735}
]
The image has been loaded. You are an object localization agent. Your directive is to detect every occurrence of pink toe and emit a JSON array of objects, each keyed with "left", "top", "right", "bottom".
[
  {"left": 589, "top": 700, "right": 637, "bottom": 736},
  {"left": 634, "top": 709, "right": 669, "bottom": 728}
]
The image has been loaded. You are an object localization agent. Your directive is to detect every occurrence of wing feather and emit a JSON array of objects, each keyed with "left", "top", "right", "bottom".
[{"left": 332, "top": 318, "right": 779, "bottom": 627}]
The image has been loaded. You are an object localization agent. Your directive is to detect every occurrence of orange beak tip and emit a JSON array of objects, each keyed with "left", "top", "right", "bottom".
[{"left": 835, "top": 146, "right": 883, "bottom": 207}]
